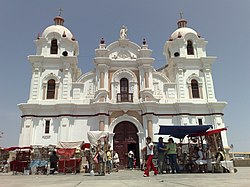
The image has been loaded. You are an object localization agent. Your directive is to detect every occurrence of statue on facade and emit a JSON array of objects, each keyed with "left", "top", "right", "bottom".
[{"left": 120, "top": 25, "right": 128, "bottom": 39}]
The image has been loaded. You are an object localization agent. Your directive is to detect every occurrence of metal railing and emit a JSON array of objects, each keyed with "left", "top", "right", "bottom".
[{"left": 117, "top": 93, "right": 133, "bottom": 103}]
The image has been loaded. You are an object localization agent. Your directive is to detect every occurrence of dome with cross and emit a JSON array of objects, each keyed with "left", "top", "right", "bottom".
[{"left": 41, "top": 15, "right": 74, "bottom": 40}]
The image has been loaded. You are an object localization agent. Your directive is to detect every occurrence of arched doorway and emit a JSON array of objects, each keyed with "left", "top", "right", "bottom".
[{"left": 113, "top": 121, "right": 139, "bottom": 169}]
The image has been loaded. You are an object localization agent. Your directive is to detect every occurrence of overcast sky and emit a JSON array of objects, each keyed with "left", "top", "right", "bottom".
[{"left": 0, "top": 1, "right": 249, "bottom": 152}]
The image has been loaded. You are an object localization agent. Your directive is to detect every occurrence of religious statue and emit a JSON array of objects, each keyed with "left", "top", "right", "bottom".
[{"left": 120, "top": 25, "right": 128, "bottom": 39}]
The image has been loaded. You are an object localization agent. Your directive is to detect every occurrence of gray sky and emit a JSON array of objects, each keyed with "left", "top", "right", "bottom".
[{"left": 0, "top": 1, "right": 249, "bottom": 151}]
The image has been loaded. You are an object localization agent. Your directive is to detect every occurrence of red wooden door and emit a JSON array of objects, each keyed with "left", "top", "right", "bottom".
[{"left": 113, "top": 121, "right": 139, "bottom": 168}]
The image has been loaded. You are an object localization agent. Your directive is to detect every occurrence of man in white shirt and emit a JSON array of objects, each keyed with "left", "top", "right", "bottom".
[
  {"left": 128, "top": 150, "right": 134, "bottom": 169},
  {"left": 113, "top": 151, "right": 120, "bottom": 172},
  {"left": 143, "top": 137, "right": 158, "bottom": 177}
]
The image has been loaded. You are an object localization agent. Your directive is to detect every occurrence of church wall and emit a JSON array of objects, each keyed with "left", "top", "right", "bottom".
[
  {"left": 21, "top": 116, "right": 101, "bottom": 146},
  {"left": 196, "top": 46, "right": 206, "bottom": 57},
  {"left": 19, "top": 118, "right": 33, "bottom": 146},
  {"left": 109, "top": 111, "right": 125, "bottom": 124},
  {"left": 152, "top": 117, "right": 173, "bottom": 142},
  {"left": 126, "top": 111, "right": 142, "bottom": 124},
  {"left": 33, "top": 118, "right": 59, "bottom": 146},
  {"left": 31, "top": 118, "right": 40, "bottom": 145},
  {"left": 71, "top": 119, "right": 89, "bottom": 141},
  {"left": 58, "top": 40, "right": 76, "bottom": 56},
  {"left": 86, "top": 117, "right": 99, "bottom": 131},
  {"left": 82, "top": 79, "right": 95, "bottom": 102}
]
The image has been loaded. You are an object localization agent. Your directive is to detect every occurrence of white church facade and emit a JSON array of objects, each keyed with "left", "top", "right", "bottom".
[{"left": 18, "top": 15, "right": 229, "bottom": 166}]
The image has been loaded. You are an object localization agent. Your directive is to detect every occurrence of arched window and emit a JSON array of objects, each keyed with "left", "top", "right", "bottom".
[
  {"left": 46, "top": 79, "right": 56, "bottom": 99},
  {"left": 117, "top": 78, "right": 133, "bottom": 102},
  {"left": 191, "top": 79, "right": 200, "bottom": 98},
  {"left": 50, "top": 39, "right": 58, "bottom": 54},
  {"left": 187, "top": 40, "right": 194, "bottom": 55},
  {"left": 120, "top": 78, "right": 129, "bottom": 94}
]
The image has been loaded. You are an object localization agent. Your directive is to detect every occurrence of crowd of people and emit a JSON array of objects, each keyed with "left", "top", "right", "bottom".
[
  {"left": 84, "top": 135, "right": 227, "bottom": 176},
  {"left": 0, "top": 135, "right": 227, "bottom": 175},
  {"left": 88, "top": 138, "right": 121, "bottom": 175},
  {"left": 154, "top": 137, "right": 226, "bottom": 174}
]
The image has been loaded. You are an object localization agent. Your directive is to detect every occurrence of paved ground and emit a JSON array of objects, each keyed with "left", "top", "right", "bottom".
[{"left": 0, "top": 167, "right": 249, "bottom": 187}]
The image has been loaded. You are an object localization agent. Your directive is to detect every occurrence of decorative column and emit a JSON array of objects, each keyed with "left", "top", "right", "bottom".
[
  {"left": 144, "top": 72, "right": 149, "bottom": 88},
  {"left": 147, "top": 120, "right": 153, "bottom": 139},
  {"left": 188, "top": 85, "right": 192, "bottom": 99},
  {"left": 145, "top": 114, "right": 154, "bottom": 139},
  {"left": 42, "top": 82, "right": 46, "bottom": 100},
  {"left": 100, "top": 72, "right": 104, "bottom": 89},
  {"left": 199, "top": 84, "right": 203, "bottom": 99},
  {"left": 137, "top": 131, "right": 145, "bottom": 164},
  {"left": 55, "top": 82, "right": 60, "bottom": 99},
  {"left": 111, "top": 81, "right": 119, "bottom": 102},
  {"left": 99, "top": 115, "right": 106, "bottom": 131}
]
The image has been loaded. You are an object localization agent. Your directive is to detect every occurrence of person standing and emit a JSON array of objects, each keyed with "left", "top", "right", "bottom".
[
  {"left": 113, "top": 151, "right": 120, "bottom": 172},
  {"left": 166, "top": 138, "right": 180, "bottom": 173},
  {"left": 128, "top": 150, "right": 134, "bottom": 170},
  {"left": 206, "top": 146, "right": 212, "bottom": 172},
  {"left": 49, "top": 151, "right": 59, "bottom": 174},
  {"left": 157, "top": 137, "right": 166, "bottom": 174},
  {"left": 106, "top": 147, "right": 112, "bottom": 174},
  {"left": 143, "top": 136, "right": 158, "bottom": 177}
]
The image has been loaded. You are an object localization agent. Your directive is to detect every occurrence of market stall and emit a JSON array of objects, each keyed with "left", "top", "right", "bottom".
[
  {"left": 188, "top": 127, "right": 235, "bottom": 173},
  {"left": 157, "top": 125, "right": 217, "bottom": 173},
  {"left": 0, "top": 148, "right": 9, "bottom": 172},
  {"left": 56, "top": 141, "right": 84, "bottom": 174},
  {"left": 7, "top": 146, "right": 32, "bottom": 174},
  {"left": 29, "top": 145, "right": 55, "bottom": 175}
]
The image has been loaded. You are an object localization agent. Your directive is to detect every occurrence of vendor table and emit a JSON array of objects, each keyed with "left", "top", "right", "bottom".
[
  {"left": 10, "top": 160, "right": 30, "bottom": 173},
  {"left": 58, "top": 158, "right": 81, "bottom": 174}
]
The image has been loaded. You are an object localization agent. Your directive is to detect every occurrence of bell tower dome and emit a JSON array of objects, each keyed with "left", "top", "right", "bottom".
[
  {"left": 27, "top": 14, "right": 81, "bottom": 102},
  {"left": 163, "top": 14, "right": 208, "bottom": 61},
  {"left": 162, "top": 14, "right": 217, "bottom": 102},
  {"left": 35, "top": 14, "right": 79, "bottom": 57}
]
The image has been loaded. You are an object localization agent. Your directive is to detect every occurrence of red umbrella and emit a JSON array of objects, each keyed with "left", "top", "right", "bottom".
[{"left": 188, "top": 128, "right": 227, "bottom": 137}]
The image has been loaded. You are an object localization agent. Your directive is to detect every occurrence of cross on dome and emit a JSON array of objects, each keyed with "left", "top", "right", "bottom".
[
  {"left": 180, "top": 11, "right": 183, "bottom": 19},
  {"left": 54, "top": 8, "right": 65, "bottom": 25},
  {"left": 58, "top": 8, "right": 63, "bottom": 16},
  {"left": 177, "top": 12, "right": 187, "bottom": 28}
]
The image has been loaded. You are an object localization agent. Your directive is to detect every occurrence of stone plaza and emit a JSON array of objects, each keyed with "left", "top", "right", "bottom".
[{"left": 0, "top": 167, "right": 249, "bottom": 187}]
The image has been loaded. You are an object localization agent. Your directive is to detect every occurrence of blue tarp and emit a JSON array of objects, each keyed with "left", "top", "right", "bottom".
[
  {"left": 29, "top": 160, "right": 48, "bottom": 168},
  {"left": 158, "top": 125, "right": 213, "bottom": 139}
]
